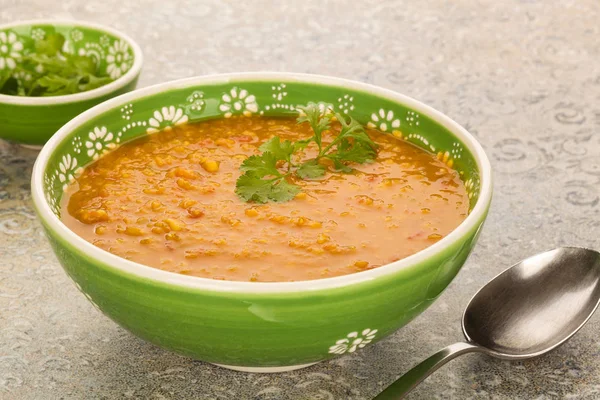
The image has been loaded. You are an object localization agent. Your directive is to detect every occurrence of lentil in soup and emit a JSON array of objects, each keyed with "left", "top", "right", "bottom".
[{"left": 62, "top": 116, "right": 469, "bottom": 282}]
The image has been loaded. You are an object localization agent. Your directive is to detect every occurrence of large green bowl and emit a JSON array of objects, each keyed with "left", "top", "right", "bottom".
[
  {"left": 0, "top": 20, "right": 143, "bottom": 146},
  {"left": 31, "top": 73, "right": 492, "bottom": 372}
]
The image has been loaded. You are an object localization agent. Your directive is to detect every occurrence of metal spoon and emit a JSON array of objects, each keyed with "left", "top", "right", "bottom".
[{"left": 375, "top": 247, "right": 600, "bottom": 399}]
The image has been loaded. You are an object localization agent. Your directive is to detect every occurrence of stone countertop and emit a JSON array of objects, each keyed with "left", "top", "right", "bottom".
[{"left": 1, "top": 0, "right": 600, "bottom": 399}]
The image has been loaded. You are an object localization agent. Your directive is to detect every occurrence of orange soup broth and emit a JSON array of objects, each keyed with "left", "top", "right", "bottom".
[{"left": 62, "top": 116, "right": 469, "bottom": 282}]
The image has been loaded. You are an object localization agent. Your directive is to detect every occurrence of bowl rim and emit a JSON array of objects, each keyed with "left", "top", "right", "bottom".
[
  {"left": 0, "top": 19, "right": 143, "bottom": 106},
  {"left": 31, "top": 72, "right": 493, "bottom": 294}
]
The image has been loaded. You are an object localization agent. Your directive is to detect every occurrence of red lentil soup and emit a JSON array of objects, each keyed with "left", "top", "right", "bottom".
[{"left": 62, "top": 116, "right": 469, "bottom": 282}]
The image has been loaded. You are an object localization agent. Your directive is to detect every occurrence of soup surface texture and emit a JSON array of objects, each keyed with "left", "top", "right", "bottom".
[{"left": 62, "top": 116, "right": 469, "bottom": 282}]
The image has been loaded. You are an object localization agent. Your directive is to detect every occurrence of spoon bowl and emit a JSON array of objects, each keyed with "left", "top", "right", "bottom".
[
  {"left": 464, "top": 247, "right": 600, "bottom": 358},
  {"left": 376, "top": 247, "right": 600, "bottom": 399}
]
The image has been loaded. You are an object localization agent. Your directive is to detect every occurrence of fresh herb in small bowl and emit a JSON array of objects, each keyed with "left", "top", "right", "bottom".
[
  {"left": 235, "top": 104, "right": 379, "bottom": 203},
  {"left": 0, "top": 20, "right": 143, "bottom": 147},
  {"left": 0, "top": 32, "right": 112, "bottom": 97}
]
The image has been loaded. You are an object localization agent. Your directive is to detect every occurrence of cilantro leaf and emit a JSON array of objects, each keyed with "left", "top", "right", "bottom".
[
  {"left": 322, "top": 113, "right": 378, "bottom": 168},
  {"left": 332, "top": 159, "right": 354, "bottom": 173},
  {"left": 297, "top": 160, "right": 326, "bottom": 179},
  {"left": 328, "top": 128, "right": 377, "bottom": 165},
  {"left": 69, "top": 54, "right": 97, "bottom": 74},
  {"left": 340, "top": 124, "right": 376, "bottom": 147},
  {"left": 36, "top": 75, "right": 78, "bottom": 95},
  {"left": 259, "top": 137, "right": 295, "bottom": 163},
  {"left": 235, "top": 103, "right": 380, "bottom": 203},
  {"left": 240, "top": 153, "right": 281, "bottom": 177},
  {"left": 327, "top": 142, "right": 376, "bottom": 165},
  {"left": 78, "top": 74, "right": 113, "bottom": 92},
  {"left": 337, "top": 114, "right": 364, "bottom": 135},
  {"left": 235, "top": 173, "right": 276, "bottom": 203},
  {"left": 35, "top": 33, "right": 65, "bottom": 56},
  {"left": 235, "top": 172, "right": 300, "bottom": 203},
  {"left": 0, "top": 33, "right": 114, "bottom": 97},
  {"left": 293, "top": 138, "right": 312, "bottom": 152},
  {"left": 269, "top": 178, "right": 301, "bottom": 202},
  {"left": 297, "top": 104, "right": 332, "bottom": 151}
]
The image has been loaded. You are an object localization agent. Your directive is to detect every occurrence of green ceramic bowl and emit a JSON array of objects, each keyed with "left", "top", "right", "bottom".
[
  {"left": 0, "top": 20, "right": 143, "bottom": 147},
  {"left": 31, "top": 73, "right": 492, "bottom": 372}
]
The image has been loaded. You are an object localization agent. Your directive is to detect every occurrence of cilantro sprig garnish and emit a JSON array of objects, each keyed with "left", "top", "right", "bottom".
[
  {"left": 0, "top": 33, "right": 113, "bottom": 97},
  {"left": 235, "top": 104, "right": 379, "bottom": 203}
]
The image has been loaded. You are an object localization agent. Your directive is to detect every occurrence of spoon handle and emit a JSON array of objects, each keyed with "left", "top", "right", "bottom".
[{"left": 374, "top": 342, "right": 484, "bottom": 399}]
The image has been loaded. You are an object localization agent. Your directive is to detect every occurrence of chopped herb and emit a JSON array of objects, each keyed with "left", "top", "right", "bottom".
[
  {"left": 235, "top": 104, "right": 379, "bottom": 203},
  {"left": 0, "top": 33, "right": 113, "bottom": 97}
]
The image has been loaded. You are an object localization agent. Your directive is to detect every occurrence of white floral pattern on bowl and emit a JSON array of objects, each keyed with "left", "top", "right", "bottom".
[
  {"left": 186, "top": 91, "right": 205, "bottom": 112},
  {"left": 367, "top": 109, "right": 401, "bottom": 132},
  {"left": 31, "top": 28, "right": 45, "bottom": 41},
  {"left": 271, "top": 84, "right": 287, "bottom": 101},
  {"left": 70, "top": 29, "right": 84, "bottom": 42},
  {"left": 57, "top": 154, "right": 82, "bottom": 191},
  {"left": 328, "top": 329, "right": 378, "bottom": 354},
  {"left": 44, "top": 173, "right": 59, "bottom": 215},
  {"left": 146, "top": 106, "right": 189, "bottom": 133},
  {"left": 0, "top": 31, "right": 23, "bottom": 70},
  {"left": 296, "top": 101, "right": 334, "bottom": 117},
  {"left": 337, "top": 94, "right": 355, "bottom": 115},
  {"left": 86, "top": 127, "right": 117, "bottom": 160},
  {"left": 219, "top": 87, "right": 258, "bottom": 118},
  {"left": 77, "top": 42, "right": 106, "bottom": 64},
  {"left": 99, "top": 34, "right": 111, "bottom": 48},
  {"left": 106, "top": 39, "right": 132, "bottom": 79}
]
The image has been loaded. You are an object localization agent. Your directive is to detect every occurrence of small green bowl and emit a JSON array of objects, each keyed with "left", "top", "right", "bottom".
[
  {"left": 31, "top": 73, "right": 492, "bottom": 372},
  {"left": 0, "top": 20, "right": 143, "bottom": 147}
]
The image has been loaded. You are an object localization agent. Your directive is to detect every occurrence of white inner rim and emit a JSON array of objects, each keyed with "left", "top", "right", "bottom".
[
  {"left": 31, "top": 72, "right": 493, "bottom": 293},
  {"left": 0, "top": 19, "right": 143, "bottom": 105}
]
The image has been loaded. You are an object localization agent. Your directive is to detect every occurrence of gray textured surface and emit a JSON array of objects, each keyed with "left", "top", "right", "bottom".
[{"left": 1, "top": 0, "right": 600, "bottom": 398}]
